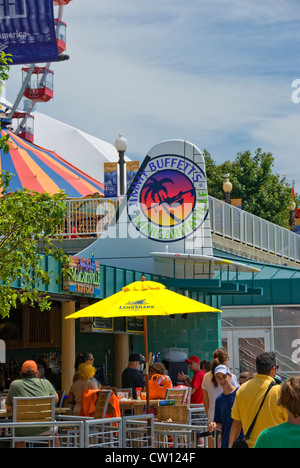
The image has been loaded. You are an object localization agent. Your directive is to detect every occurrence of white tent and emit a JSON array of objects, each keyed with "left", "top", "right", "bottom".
[{"left": 32, "top": 112, "right": 122, "bottom": 184}]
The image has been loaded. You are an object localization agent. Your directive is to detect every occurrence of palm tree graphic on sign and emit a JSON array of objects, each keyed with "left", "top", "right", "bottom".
[
  {"left": 144, "top": 177, "right": 174, "bottom": 204},
  {"left": 141, "top": 173, "right": 196, "bottom": 226}
]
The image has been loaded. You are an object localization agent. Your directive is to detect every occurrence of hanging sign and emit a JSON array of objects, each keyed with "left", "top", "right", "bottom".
[
  {"left": 126, "top": 317, "right": 144, "bottom": 334},
  {"left": 104, "top": 162, "right": 118, "bottom": 198},
  {"left": 126, "top": 161, "right": 140, "bottom": 191},
  {"left": 81, "top": 317, "right": 144, "bottom": 334},
  {"left": 0, "top": 0, "right": 59, "bottom": 64},
  {"left": 93, "top": 317, "right": 114, "bottom": 332},
  {"left": 127, "top": 154, "right": 209, "bottom": 243},
  {"left": 63, "top": 256, "right": 100, "bottom": 296}
]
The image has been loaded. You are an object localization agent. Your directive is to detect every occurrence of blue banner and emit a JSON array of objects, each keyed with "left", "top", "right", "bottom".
[
  {"left": 0, "top": 0, "right": 59, "bottom": 64},
  {"left": 104, "top": 163, "right": 118, "bottom": 198}
]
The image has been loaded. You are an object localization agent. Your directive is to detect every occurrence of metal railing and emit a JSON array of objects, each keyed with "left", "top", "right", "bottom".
[
  {"left": 84, "top": 417, "right": 122, "bottom": 448},
  {"left": 0, "top": 420, "right": 85, "bottom": 448},
  {"left": 0, "top": 414, "right": 216, "bottom": 448},
  {"left": 122, "top": 414, "right": 154, "bottom": 448},
  {"left": 56, "top": 415, "right": 123, "bottom": 448},
  {"left": 154, "top": 422, "right": 209, "bottom": 449},
  {"left": 209, "top": 196, "right": 300, "bottom": 263},
  {"left": 59, "top": 196, "right": 300, "bottom": 263},
  {"left": 0, "top": 417, "right": 122, "bottom": 448},
  {"left": 59, "top": 198, "right": 119, "bottom": 239}
]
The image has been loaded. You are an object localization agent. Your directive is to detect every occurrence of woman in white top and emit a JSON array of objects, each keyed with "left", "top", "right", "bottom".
[{"left": 202, "top": 349, "right": 239, "bottom": 447}]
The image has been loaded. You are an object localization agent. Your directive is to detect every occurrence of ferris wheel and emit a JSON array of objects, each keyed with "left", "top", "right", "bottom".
[{"left": 4, "top": 0, "right": 72, "bottom": 143}]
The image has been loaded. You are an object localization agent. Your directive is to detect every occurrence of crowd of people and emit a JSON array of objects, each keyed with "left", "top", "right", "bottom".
[
  {"left": 201, "top": 350, "right": 300, "bottom": 448},
  {"left": 120, "top": 349, "right": 300, "bottom": 448},
  {"left": 1, "top": 349, "right": 300, "bottom": 448}
]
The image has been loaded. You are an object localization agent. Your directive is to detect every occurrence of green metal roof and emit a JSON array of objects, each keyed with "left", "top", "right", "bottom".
[{"left": 212, "top": 249, "right": 300, "bottom": 306}]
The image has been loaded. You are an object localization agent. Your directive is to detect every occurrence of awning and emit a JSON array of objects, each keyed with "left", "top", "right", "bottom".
[
  {"left": 0, "top": 128, "right": 104, "bottom": 197},
  {"left": 151, "top": 252, "right": 263, "bottom": 296},
  {"left": 151, "top": 252, "right": 261, "bottom": 274}
]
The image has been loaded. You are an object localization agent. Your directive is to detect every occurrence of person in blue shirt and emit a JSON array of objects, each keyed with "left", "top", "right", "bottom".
[{"left": 209, "top": 365, "right": 243, "bottom": 448}]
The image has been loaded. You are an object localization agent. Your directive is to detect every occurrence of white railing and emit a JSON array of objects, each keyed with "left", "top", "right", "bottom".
[
  {"left": 59, "top": 196, "right": 300, "bottom": 264},
  {"left": 209, "top": 196, "right": 300, "bottom": 263},
  {"left": 58, "top": 198, "right": 119, "bottom": 239}
]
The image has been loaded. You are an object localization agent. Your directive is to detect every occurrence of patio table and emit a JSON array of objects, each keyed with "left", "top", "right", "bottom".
[{"left": 118, "top": 399, "right": 161, "bottom": 415}]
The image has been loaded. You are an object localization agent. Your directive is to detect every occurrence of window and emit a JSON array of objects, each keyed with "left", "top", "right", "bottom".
[
  {"left": 222, "top": 308, "right": 271, "bottom": 328},
  {"left": 274, "top": 327, "right": 300, "bottom": 374},
  {"left": 0, "top": 304, "right": 61, "bottom": 349},
  {"left": 273, "top": 307, "right": 300, "bottom": 327}
]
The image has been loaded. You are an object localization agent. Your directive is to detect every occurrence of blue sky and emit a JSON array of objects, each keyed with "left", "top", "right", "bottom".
[{"left": 5, "top": 0, "right": 300, "bottom": 188}]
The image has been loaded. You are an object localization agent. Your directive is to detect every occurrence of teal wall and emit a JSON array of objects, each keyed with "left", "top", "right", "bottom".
[
  {"left": 222, "top": 279, "right": 300, "bottom": 307},
  {"left": 147, "top": 312, "right": 222, "bottom": 362}
]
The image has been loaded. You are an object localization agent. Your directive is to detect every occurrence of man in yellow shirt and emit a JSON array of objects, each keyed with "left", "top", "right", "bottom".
[{"left": 229, "top": 352, "right": 287, "bottom": 448}]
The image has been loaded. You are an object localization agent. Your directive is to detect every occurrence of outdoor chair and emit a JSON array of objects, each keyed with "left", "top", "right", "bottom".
[
  {"left": 56, "top": 390, "right": 66, "bottom": 408},
  {"left": 88, "top": 390, "right": 115, "bottom": 448},
  {"left": 188, "top": 404, "right": 207, "bottom": 425},
  {"left": 12, "top": 396, "right": 57, "bottom": 448},
  {"left": 165, "top": 387, "right": 189, "bottom": 405},
  {"left": 57, "top": 390, "right": 114, "bottom": 447},
  {"left": 94, "top": 390, "right": 113, "bottom": 419}
]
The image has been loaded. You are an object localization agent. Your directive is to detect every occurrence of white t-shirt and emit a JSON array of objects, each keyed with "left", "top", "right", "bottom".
[{"left": 202, "top": 371, "right": 239, "bottom": 422}]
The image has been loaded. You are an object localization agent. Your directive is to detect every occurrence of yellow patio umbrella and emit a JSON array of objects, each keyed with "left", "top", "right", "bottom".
[{"left": 65, "top": 278, "right": 221, "bottom": 412}]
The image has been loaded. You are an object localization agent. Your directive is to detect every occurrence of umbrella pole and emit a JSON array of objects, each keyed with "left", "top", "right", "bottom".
[{"left": 143, "top": 316, "right": 150, "bottom": 414}]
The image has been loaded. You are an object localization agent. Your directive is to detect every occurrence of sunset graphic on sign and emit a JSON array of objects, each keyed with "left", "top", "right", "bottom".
[{"left": 140, "top": 170, "right": 196, "bottom": 227}]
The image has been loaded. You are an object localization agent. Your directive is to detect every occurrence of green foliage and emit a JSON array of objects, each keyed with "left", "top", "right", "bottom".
[
  {"left": 0, "top": 51, "right": 12, "bottom": 82},
  {"left": 204, "top": 149, "right": 296, "bottom": 228},
  {"left": 0, "top": 184, "right": 69, "bottom": 318}
]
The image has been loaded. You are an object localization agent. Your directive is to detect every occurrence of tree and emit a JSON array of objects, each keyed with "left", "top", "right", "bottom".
[
  {"left": 0, "top": 175, "right": 70, "bottom": 318},
  {"left": 204, "top": 149, "right": 296, "bottom": 228},
  {"left": 0, "top": 51, "right": 11, "bottom": 82},
  {"left": 0, "top": 52, "right": 69, "bottom": 318}
]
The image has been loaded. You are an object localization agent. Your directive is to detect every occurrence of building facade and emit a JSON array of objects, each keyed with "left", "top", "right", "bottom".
[{"left": 1, "top": 139, "right": 299, "bottom": 393}]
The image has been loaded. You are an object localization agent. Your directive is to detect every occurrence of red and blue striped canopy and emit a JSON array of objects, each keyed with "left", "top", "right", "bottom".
[{"left": 0, "top": 128, "right": 104, "bottom": 197}]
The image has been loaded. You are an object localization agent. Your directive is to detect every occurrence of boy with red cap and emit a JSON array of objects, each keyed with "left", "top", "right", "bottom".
[{"left": 178, "top": 356, "right": 205, "bottom": 404}]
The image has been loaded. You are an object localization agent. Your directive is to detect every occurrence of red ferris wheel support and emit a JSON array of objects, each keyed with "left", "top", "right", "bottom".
[{"left": 6, "top": 1, "right": 71, "bottom": 142}]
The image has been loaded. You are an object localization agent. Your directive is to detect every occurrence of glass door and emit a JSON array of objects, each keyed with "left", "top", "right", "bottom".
[{"left": 222, "top": 330, "right": 271, "bottom": 377}]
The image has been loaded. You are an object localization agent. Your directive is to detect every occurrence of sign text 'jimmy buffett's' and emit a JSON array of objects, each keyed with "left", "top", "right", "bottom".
[{"left": 127, "top": 154, "right": 208, "bottom": 242}]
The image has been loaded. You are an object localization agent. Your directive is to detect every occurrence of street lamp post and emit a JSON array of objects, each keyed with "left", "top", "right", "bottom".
[
  {"left": 223, "top": 176, "right": 233, "bottom": 205},
  {"left": 115, "top": 132, "right": 128, "bottom": 196}
]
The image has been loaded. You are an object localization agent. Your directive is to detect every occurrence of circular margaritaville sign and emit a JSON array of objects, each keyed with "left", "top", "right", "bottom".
[{"left": 127, "top": 154, "right": 209, "bottom": 242}]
